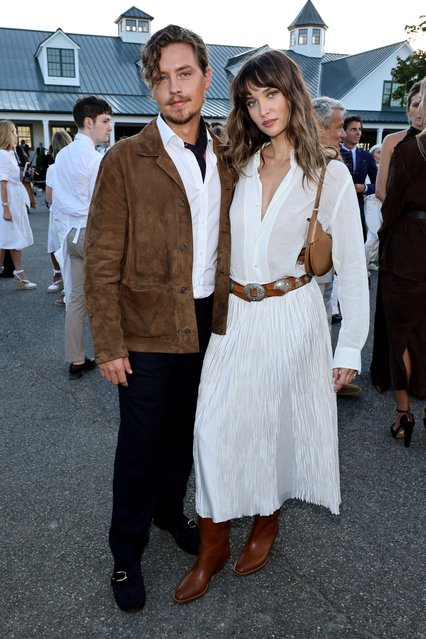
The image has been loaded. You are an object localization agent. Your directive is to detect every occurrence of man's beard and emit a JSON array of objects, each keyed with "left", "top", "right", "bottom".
[{"left": 163, "top": 105, "right": 196, "bottom": 127}]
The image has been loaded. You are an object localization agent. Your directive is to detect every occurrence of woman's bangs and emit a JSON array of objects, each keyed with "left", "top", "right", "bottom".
[{"left": 236, "top": 60, "right": 273, "bottom": 100}]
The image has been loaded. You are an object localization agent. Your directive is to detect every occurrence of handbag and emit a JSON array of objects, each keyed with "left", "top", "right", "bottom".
[{"left": 304, "top": 165, "right": 332, "bottom": 277}]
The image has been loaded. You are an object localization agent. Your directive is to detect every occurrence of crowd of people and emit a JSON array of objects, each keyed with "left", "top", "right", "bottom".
[{"left": 0, "top": 22, "right": 425, "bottom": 614}]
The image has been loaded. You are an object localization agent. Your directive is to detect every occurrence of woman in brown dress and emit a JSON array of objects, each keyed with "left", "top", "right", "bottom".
[
  {"left": 375, "top": 81, "right": 422, "bottom": 203},
  {"left": 375, "top": 77, "right": 426, "bottom": 447}
]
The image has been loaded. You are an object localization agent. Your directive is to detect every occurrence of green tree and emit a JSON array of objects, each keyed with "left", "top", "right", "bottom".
[
  {"left": 391, "top": 15, "right": 426, "bottom": 102},
  {"left": 404, "top": 16, "right": 426, "bottom": 38}
]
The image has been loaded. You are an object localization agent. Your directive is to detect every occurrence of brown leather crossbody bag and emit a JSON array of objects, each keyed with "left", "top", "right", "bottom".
[{"left": 304, "top": 165, "right": 332, "bottom": 277}]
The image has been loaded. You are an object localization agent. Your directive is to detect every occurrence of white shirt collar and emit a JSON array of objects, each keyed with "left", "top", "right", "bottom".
[
  {"left": 156, "top": 114, "right": 213, "bottom": 151},
  {"left": 74, "top": 131, "right": 96, "bottom": 147}
]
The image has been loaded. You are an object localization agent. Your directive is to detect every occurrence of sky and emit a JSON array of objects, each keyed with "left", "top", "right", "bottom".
[{"left": 3, "top": 0, "right": 426, "bottom": 55}]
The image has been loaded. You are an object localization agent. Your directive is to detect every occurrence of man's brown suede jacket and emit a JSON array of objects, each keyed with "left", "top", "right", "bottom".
[{"left": 84, "top": 119, "right": 233, "bottom": 364}]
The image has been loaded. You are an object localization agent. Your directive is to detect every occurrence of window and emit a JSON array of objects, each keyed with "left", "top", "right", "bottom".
[
  {"left": 16, "top": 125, "right": 33, "bottom": 149},
  {"left": 51, "top": 125, "right": 76, "bottom": 138},
  {"left": 125, "top": 18, "right": 148, "bottom": 32},
  {"left": 47, "top": 48, "right": 75, "bottom": 78},
  {"left": 382, "top": 81, "right": 404, "bottom": 108},
  {"left": 298, "top": 29, "right": 308, "bottom": 45},
  {"left": 312, "top": 28, "right": 321, "bottom": 45},
  {"left": 290, "top": 30, "right": 296, "bottom": 47}
]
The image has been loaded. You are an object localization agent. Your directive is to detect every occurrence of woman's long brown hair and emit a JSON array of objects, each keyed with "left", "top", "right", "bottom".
[{"left": 223, "top": 49, "right": 325, "bottom": 184}]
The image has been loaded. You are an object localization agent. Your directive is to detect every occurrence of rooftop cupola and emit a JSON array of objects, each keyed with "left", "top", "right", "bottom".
[
  {"left": 115, "top": 7, "right": 153, "bottom": 44},
  {"left": 287, "top": 0, "right": 327, "bottom": 58}
]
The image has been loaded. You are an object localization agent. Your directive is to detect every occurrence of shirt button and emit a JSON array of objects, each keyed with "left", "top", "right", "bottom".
[
  {"left": 180, "top": 287, "right": 188, "bottom": 294},
  {"left": 179, "top": 244, "right": 187, "bottom": 251},
  {"left": 178, "top": 199, "right": 185, "bottom": 207},
  {"left": 183, "top": 327, "right": 191, "bottom": 334}
]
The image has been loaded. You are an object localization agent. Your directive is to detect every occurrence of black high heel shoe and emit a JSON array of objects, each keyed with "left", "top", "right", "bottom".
[{"left": 390, "top": 409, "right": 415, "bottom": 448}]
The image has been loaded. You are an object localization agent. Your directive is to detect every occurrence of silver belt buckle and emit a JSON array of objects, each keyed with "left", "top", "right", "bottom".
[
  {"left": 243, "top": 283, "right": 265, "bottom": 301},
  {"left": 273, "top": 278, "right": 293, "bottom": 293}
]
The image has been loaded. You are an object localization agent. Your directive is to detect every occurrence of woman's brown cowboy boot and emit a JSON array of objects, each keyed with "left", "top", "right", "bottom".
[
  {"left": 173, "top": 517, "right": 230, "bottom": 604},
  {"left": 233, "top": 508, "right": 281, "bottom": 576}
]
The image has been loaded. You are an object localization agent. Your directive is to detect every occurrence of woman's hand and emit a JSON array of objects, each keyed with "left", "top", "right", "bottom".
[
  {"left": 3, "top": 205, "right": 12, "bottom": 222},
  {"left": 332, "top": 367, "right": 358, "bottom": 392}
]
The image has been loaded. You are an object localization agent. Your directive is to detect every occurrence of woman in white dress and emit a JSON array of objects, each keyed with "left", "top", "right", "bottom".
[
  {"left": 174, "top": 50, "right": 369, "bottom": 605},
  {"left": 0, "top": 120, "right": 36, "bottom": 289}
]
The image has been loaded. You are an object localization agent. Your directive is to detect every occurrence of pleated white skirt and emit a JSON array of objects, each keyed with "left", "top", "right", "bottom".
[{"left": 194, "top": 280, "right": 341, "bottom": 522}]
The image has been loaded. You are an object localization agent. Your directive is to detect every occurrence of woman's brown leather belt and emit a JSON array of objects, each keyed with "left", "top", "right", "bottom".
[{"left": 230, "top": 274, "right": 311, "bottom": 302}]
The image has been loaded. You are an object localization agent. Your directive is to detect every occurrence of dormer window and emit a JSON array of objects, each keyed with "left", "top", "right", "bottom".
[
  {"left": 35, "top": 29, "right": 80, "bottom": 86},
  {"left": 125, "top": 18, "right": 149, "bottom": 32},
  {"left": 298, "top": 29, "right": 308, "bottom": 45},
  {"left": 47, "top": 48, "right": 76, "bottom": 78},
  {"left": 312, "top": 29, "right": 321, "bottom": 45}
]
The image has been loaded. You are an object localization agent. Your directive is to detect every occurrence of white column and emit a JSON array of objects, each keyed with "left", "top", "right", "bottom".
[
  {"left": 42, "top": 119, "right": 50, "bottom": 148},
  {"left": 109, "top": 126, "right": 116, "bottom": 147},
  {"left": 376, "top": 127, "right": 384, "bottom": 144}
]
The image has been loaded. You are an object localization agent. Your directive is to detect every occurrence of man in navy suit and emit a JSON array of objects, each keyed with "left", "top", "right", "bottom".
[{"left": 340, "top": 115, "right": 377, "bottom": 241}]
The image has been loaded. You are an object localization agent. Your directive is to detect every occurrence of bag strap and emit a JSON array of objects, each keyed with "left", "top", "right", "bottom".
[{"left": 312, "top": 164, "right": 327, "bottom": 216}]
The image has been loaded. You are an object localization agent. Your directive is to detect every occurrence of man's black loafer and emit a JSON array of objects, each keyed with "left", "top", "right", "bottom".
[
  {"left": 153, "top": 513, "right": 200, "bottom": 555},
  {"left": 111, "top": 565, "right": 146, "bottom": 612}
]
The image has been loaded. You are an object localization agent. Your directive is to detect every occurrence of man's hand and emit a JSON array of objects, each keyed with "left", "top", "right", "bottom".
[
  {"left": 354, "top": 183, "right": 365, "bottom": 194},
  {"left": 99, "top": 357, "right": 132, "bottom": 386}
]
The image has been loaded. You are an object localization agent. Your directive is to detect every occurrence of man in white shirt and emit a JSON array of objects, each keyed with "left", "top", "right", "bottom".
[
  {"left": 84, "top": 26, "right": 233, "bottom": 612},
  {"left": 53, "top": 96, "right": 112, "bottom": 379}
]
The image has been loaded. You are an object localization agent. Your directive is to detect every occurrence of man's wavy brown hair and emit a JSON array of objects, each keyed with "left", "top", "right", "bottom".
[{"left": 141, "top": 24, "right": 209, "bottom": 89}]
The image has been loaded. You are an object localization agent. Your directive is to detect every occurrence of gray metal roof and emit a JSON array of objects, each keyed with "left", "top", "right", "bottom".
[
  {"left": 0, "top": 90, "right": 158, "bottom": 116},
  {"left": 0, "top": 28, "right": 145, "bottom": 96},
  {"left": 320, "top": 42, "right": 407, "bottom": 99},
  {"left": 344, "top": 110, "right": 410, "bottom": 125},
  {"left": 285, "top": 51, "right": 322, "bottom": 95},
  {"left": 0, "top": 26, "right": 251, "bottom": 116},
  {"left": 204, "top": 43, "right": 252, "bottom": 99},
  {"left": 288, "top": 0, "right": 327, "bottom": 29},
  {"left": 0, "top": 23, "right": 408, "bottom": 126}
]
